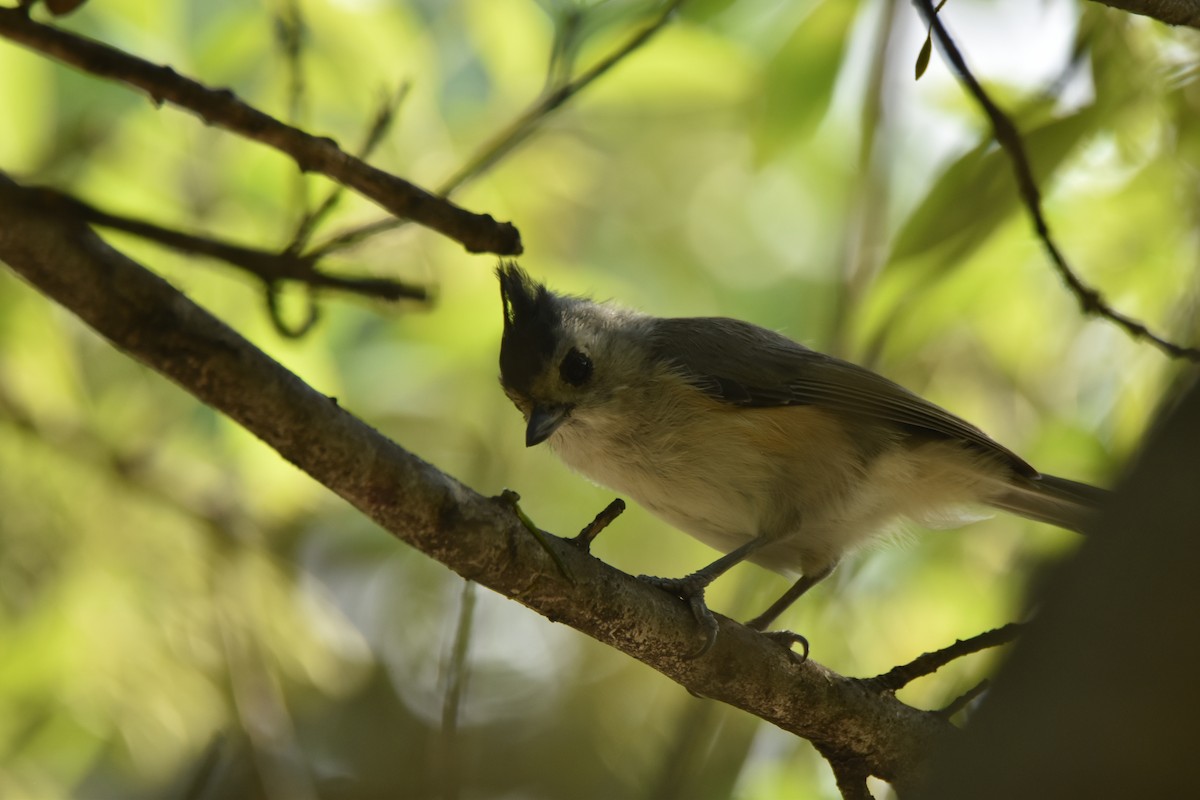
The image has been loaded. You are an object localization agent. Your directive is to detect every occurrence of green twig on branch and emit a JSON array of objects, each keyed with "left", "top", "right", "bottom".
[{"left": 310, "top": 0, "right": 687, "bottom": 257}]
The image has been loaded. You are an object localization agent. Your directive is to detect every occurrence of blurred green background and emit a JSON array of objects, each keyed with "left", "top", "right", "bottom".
[{"left": 0, "top": 0, "right": 1196, "bottom": 797}]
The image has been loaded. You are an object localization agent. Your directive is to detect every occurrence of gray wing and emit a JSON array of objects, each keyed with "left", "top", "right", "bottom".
[{"left": 650, "top": 317, "right": 1036, "bottom": 477}]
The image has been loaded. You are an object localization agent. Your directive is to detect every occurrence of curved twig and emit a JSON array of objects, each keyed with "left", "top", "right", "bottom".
[{"left": 914, "top": 0, "right": 1200, "bottom": 361}]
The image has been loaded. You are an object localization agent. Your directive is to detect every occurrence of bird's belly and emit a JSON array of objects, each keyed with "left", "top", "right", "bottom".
[
  {"left": 548, "top": 415, "right": 796, "bottom": 559},
  {"left": 545, "top": 401, "right": 908, "bottom": 576}
]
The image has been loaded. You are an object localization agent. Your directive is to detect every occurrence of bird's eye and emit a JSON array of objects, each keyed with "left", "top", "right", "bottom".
[{"left": 559, "top": 348, "right": 593, "bottom": 387}]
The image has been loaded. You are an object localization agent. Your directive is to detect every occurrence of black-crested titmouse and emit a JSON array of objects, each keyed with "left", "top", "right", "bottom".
[{"left": 496, "top": 263, "right": 1106, "bottom": 653}]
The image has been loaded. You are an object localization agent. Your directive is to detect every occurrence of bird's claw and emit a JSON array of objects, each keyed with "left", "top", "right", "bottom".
[
  {"left": 759, "top": 629, "right": 810, "bottom": 662},
  {"left": 745, "top": 608, "right": 811, "bottom": 659},
  {"left": 640, "top": 574, "right": 720, "bottom": 658}
]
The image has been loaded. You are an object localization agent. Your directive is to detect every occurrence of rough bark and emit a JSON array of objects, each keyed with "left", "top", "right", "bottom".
[{"left": 0, "top": 172, "right": 955, "bottom": 795}]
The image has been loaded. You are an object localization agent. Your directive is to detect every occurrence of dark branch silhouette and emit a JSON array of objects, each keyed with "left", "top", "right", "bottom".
[
  {"left": 867, "top": 623, "right": 1023, "bottom": 692},
  {"left": 915, "top": 0, "right": 1200, "bottom": 362},
  {"left": 27, "top": 186, "right": 427, "bottom": 302},
  {"left": 0, "top": 7, "right": 521, "bottom": 256}
]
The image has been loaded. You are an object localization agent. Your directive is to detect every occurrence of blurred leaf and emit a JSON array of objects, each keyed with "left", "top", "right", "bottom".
[
  {"left": 914, "top": 0, "right": 949, "bottom": 81},
  {"left": 0, "top": 2, "right": 1189, "bottom": 798},
  {"left": 680, "top": 0, "right": 740, "bottom": 23},
  {"left": 915, "top": 35, "right": 932, "bottom": 80},
  {"left": 753, "top": 0, "right": 861, "bottom": 162},
  {"left": 888, "top": 104, "right": 1098, "bottom": 269}
]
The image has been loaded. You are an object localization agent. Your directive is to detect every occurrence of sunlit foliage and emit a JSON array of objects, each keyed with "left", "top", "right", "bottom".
[{"left": 0, "top": 1, "right": 1195, "bottom": 797}]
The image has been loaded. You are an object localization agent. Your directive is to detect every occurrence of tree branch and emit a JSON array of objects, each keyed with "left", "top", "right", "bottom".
[
  {"left": 867, "top": 623, "right": 1023, "bottom": 693},
  {"left": 919, "top": 373, "right": 1200, "bottom": 798},
  {"left": 915, "top": 0, "right": 1200, "bottom": 362},
  {"left": 26, "top": 185, "right": 427, "bottom": 302},
  {"left": 934, "top": 679, "right": 989, "bottom": 720},
  {"left": 436, "top": 0, "right": 687, "bottom": 196},
  {"left": 286, "top": 81, "right": 413, "bottom": 254},
  {"left": 0, "top": 170, "right": 955, "bottom": 796},
  {"left": 310, "top": 0, "right": 687, "bottom": 257},
  {"left": 1088, "top": 0, "right": 1200, "bottom": 28},
  {"left": 0, "top": 6, "right": 521, "bottom": 256},
  {"left": 819, "top": 745, "right": 877, "bottom": 800}
]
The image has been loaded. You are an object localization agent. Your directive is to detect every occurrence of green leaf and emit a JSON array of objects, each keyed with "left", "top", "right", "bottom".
[
  {"left": 914, "top": 0, "right": 948, "bottom": 80},
  {"left": 915, "top": 34, "right": 932, "bottom": 80},
  {"left": 888, "top": 104, "right": 1098, "bottom": 269},
  {"left": 753, "top": 0, "right": 862, "bottom": 162}
]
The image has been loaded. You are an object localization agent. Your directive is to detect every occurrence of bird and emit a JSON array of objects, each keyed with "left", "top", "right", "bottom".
[{"left": 495, "top": 262, "right": 1106, "bottom": 656}]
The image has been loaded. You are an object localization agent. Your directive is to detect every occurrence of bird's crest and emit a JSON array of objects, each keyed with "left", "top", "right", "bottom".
[{"left": 497, "top": 262, "right": 561, "bottom": 396}]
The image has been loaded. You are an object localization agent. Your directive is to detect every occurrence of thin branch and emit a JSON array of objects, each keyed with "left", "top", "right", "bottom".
[
  {"left": 571, "top": 498, "right": 626, "bottom": 552},
  {"left": 817, "top": 746, "right": 876, "bottom": 800},
  {"left": 286, "top": 81, "right": 412, "bottom": 253},
  {"left": 437, "top": 0, "right": 687, "bottom": 196},
  {"left": 29, "top": 186, "right": 427, "bottom": 301},
  {"left": 265, "top": 281, "right": 320, "bottom": 338},
  {"left": 274, "top": 0, "right": 308, "bottom": 127},
  {"left": 307, "top": 216, "right": 403, "bottom": 260},
  {"left": 866, "top": 623, "right": 1023, "bottom": 692},
  {"left": 935, "top": 678, "right": 990, "bottom": 720},
  {"left": 435, "top": 579, "right": 477, "bottom": 800},
  {"left": 273, "top": 0, "right": 311, "bottom": 231},
  {"left": 862, "top": 33, "right": 1091, "bottom": 368},
  {"left": 0, "top": 7, "right": 521, "bottom": 256},
  {"left": 914, "top": 0, "right": 1200, "bottom": 362},
  {"left": 309, "top": 0, "right": 687, "bottom": 257},
  {"left": 214, "top": 554, "right": 320, "bottom": 800},
  {"left": 0, "top": 170, "right": 955, "bottom": 795}
]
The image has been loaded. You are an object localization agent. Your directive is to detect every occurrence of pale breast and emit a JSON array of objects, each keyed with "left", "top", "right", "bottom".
[{"left": 546, "top": 380, "right": 877, "bottom": 574}]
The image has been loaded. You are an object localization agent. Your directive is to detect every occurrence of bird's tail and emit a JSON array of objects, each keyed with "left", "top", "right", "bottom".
[{"left": 989, "top": 474, "right": 1109, "bottom": 534}]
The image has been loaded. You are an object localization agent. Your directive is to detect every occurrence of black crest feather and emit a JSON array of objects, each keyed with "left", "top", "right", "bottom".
[{"left": 497, "top": 262, "right": 560, "bottom": 396}]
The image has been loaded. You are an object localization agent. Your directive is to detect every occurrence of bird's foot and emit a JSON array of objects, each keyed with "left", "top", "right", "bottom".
[
  {"left": 639, "top": 573, "right": 720, "bottom": 658},
  {"left": 757, "top": 629, "right": 810, "bottom": 663}
]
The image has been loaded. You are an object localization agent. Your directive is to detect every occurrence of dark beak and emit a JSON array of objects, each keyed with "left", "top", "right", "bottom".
[{"left": 526, "top": 405, "right": 570, "bottom": 447}]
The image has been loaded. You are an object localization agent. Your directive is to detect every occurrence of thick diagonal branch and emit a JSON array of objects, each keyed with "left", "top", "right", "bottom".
[{"left": 0, "top": 172, "right": 954, "bottom": 795}]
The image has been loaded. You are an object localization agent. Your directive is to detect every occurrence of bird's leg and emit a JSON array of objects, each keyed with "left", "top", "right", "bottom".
[
  {"left": 745, "top": 567, "right": 833, "bottom": 630},
  {"left": 640, "top": 537, "right": 769, "bottom": 658},
  {"left": 743, "top": 566, "right": 834, "bottom": 660}
]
